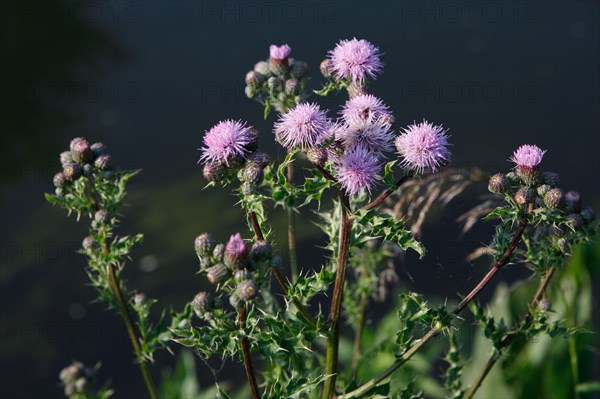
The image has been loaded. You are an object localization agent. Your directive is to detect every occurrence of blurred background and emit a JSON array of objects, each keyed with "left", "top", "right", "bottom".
[{"left": 1, "top": 1, "right": 598, "bottom": 398}]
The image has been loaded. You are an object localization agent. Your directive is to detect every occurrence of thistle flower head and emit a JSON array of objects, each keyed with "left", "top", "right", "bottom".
[
  {"left": 328, "top": 38, "right": 383, "bottom": 83},
  {"left": 200, "top": 120, "right": 255, "bottom": 166},
  {"left": 274, "top": 103, "right": 331, "bottom": 150},
  {"left": 341, "top": 94, "right": 391, "bottom": 122},
  {"left": 395, "top": 120, "right": 451, "bottom": 173},
  {"left": 270, "top": 44, "right": 291, "bottom": 61},
  {"left": 335, "top": 145, "right": 380, "bottom": 196},
  {"left": 510, "top": 145, "right": 545, "bottom": 169},
  {"left": 337, "top": 115, "right": 394, "bottom": 154}
]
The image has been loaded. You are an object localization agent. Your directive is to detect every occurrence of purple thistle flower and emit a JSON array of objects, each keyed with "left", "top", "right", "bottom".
[
  {"left": 510, "top": 144, "right": 546, "bottom": 169},
  {"left": 200, "top": 120, "right": 254, "bottom": 166},
  {"left": 337, "top": 115, "right": 394, "bottom": 154},
  {"left": 340, "top": 94, "right": 392, "bottom": 122},
  {"left": 395, "top": 120, "right": 451, "bottom": 174},
  {"left": 274, "top": 103, "right": 331, "bottom": 150},
  {"left": 328, "top": 38, "right": 383, "bottom": 83},
  {"left": 335, "top": 145, "right": 380, "bottom": 196},
  {"left": 270, "top": 44, "right": 291, "bottom": 61}
]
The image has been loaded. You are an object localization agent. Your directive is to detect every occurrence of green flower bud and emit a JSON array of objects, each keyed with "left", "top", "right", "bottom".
[
  {"left": 581, "top": 206, "right": 596, "bottom": 223},
  {"left": 515, "top": 187, "right": 533, "bottom": 205},
  {"left": 541, "top": 171, "right": 560, "bottom": 186},
  {"left": 505, "top": 172, "right": 519, "bottom": 185},
  {"left": 207, "top": 263, "right": 230, "bottom": 284},
  {"left": 254, "top": 61, "right": 270, "bottom": 75},
  {"left": 133, "top": 293, "right": 146, "bottom": 307},
  {"left": 229, "top": 293, "right": 243, "bottom": 309},
  {"left": 234, "top": 269, "right": 252, "bottom": 284},
  {"left": 536, "top": 184, "right": 551, "bottom": 197},
  {"left": 250, "top": 240, "right": 272, "bottom": 262},
  {"left": 566, "top": 213, "right": 583, "bottom": 230},
  {"left": 94, "top": 155, "right": 112, "bottom": 171},
  {"left": 203, "top": 161, "right": 228, "bottom": 182},
  {"left": 267, "top": 76, "right": 282, "bottom": 91},
  {"left": 82, "top": 236, "right": 97, "bottom": 252},
  {"left": 245, "top": 71, "right": 263, "bottom": 89},
  {"left": 213, "top": 243, "right": 225, "bottom": 261},
  {"left": 60, "top": 151, "right": 74, "bottom": 166},
  {"left": 53, "top": 172, "right": 67, "bottom": 188},
  {"left": 94, "top": 210, "right": 110, "bottom": 224},
  {"left": 82, "top": 164, "right": 94, "bottom": 177},
  {"left": 195, "top": 233, "right": 216, "bottom": 258},
  {"left": 241, "top": 182, "right": 256, "bottom": 196},
  {"left": 539, "top": 299, "right": 552, "bottom": 311},
  {"left": 564, "top": 191, "right": 582, "bottom": 213},
  {"left": 192, "top": 291, "right": 213, "bottom": 316},
  {"left": 55, "top": 187, "right": 64, "bottom": 196},
  {"left": 245, "top": 85, "right": 257, "bottom": 99},
  {"left": 290, "top": 61, "right": 308, "bottom": 79},
  {"left": 236, "top": 279, "right": 258, "bottom": 301},
  {"left": 544, "top": 188, "right": 563, "bottom": 209},
  {"left": 90, "top": 142, "right": 107, "bottom": 157},
  {"left": 320, "top": 59, "right": 332, "bottom": 78},
  {"left": 243, "top": 165, "right": 264, "bottom": 186},
  {"left": 63, "top": 163, "right": 82, "bottom": 181},
  {"left": 285, "top": 79, "right": 299, "bottom": 95},
  {"left": 488, "top": 173, "right": 508, "bottom": 194}
]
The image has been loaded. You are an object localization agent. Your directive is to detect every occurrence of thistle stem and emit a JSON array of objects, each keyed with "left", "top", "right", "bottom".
[
  {"left": 360, "top": 168, "right": 415, "bottom": 212},
  {"left": 287, "top": 159, "right": 299, "bottom": 283},
  {"left": 463, "top": 265, "right": 558, "bottom": 399},
  {"left": 322, "top": 191, "right": 352, "bottom": 399},
  {"left": 339, "top": 215, "right": 529, "bottom": 399},
  {"left": 351, "top": 292, "right": 369, "bottom": 379},
  {"left": 88, "top": 182, "right": 158, "bottom": 399},
  {"left": 239, "top": 306, "right": 261, "bottom": 399},
  {"left": 248, "top": 211, "right": 317, "bottom": 328}
]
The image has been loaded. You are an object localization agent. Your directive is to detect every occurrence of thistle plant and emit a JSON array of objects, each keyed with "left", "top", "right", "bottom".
[{"left": 46, "top": 39, "right": 598, "bottom": 399}]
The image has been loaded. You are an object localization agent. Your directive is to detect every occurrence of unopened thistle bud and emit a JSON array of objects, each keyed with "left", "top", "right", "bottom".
[
  {"left": 94, "top": 210, "right": 110, "bottom": 224},
  {"left": 192, "top": 291, "right": 213, "bottom": 316},
  {"left": 541, "top": 171, "right": 560, "bottom": 186},
  {"left": 203, "top": 161, "right": 228, "bottom": 183},
  {"left": 291, "top": 61, "right": 308, "bottom": 79},
  {"left": 271, "top": 255, "right": 283, "bottom": 270},
  {"left": 245, "top": 71, "right": 263, "bottom": 89},
  {"left": 581, "top": 206, "right": 596, "bottom": 223},
  {"left": 224, "top": 233, "right": 248, "bottom": 270},
  {"left": 505, "top": 172, "right": 519, "bottom": 185},
  {"left": 236, "top": 279, "right": 258, "bottom": 301},
  {"left": 245, "top": 85, "right": 257, "bottom": 99},
  {"left": 515, "top": 166, "right": 539, "bottom": 186},
  {"left": 285, "top": 79, "right": 299, "bottom": 95},
  {"left": 94, "top": 155, "right": 112, "bottom": 171},
  {"left": 82, "top": 164, "right": 94, "bottom": 177},
  {"left": 250, "top": 240, "right": 272, "bottom": 262},
  {"left": 244, "top": 128, "right": 260, "bottom": 153},
  {"left": 63, "top": 163, "right": 82, "bottom": 181},
  {"left": 133, "top": 293, "right": 146, "bottom": 307},
  {"left": 195, "top": 233, "right": 216, "bottom": 258},
  {"left": 53, "top": 172, "right": 67, "bottom": 188},
  {"left": 488, "top": 173, "right": 508, "bottom": 194},
  {"left": 307, "top": 147, "right": 328, "bottom": 167},
  {"left": 254, "top": 61, "right": 270, "bottom": 75},
  {"left": 267, "top": 76, "right": 282, "bottom": 91},
  {"left": 213, "top": 243, "right": 225, "bottom": 260},
  {"left": 567, "top": 213, "right": 583, "bottom": 230},
  {"left": 544, "top": 188, "right": 563, "bottom": 209},
  {"left": 248, "top": 151, "right": 270, "bottom": 168},
  {"left": 320, "top": 59, "right": 332, "bottom": 78},
  {"left": 241, "top": 182, "right": 256, "bottom": 196},
  {"left": 243, "top": 165, "right": 264, "bottom": 186},
  {"left": 514, "top": 187, "right": 533, "bottom": 206},
  {"left": 537, "top": 184, "right": 551, "bottom": 197},
  {"left": 70, "top": 137, "right": 93, "bottom": 164},
  {"left": 60, "top": 151, "right": 74, "bottom": 166},
  {"left": 564, "top": 191, "right": 582, "bottom": 213},
  {"left": 207, "top": 263, "right": 230, "bottom": 284},
  {"left": 229, "top": 293, "right": 243, "bottom": 309},
  {"left": 90, "top": 142, "right": 107, "bottom": 157},
  {"left": 539, "top": 299, "right": 552, "bottom": 311},
  {"left": 234, "top": 269, "right": 252, "bottom": 284}
]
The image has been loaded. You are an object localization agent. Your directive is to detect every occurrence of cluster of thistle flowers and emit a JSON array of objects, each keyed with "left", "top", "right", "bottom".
[
  {"left": 245, "top": 44, "right": 309, "bottom": 113},
  {"left": 59, "top": 361, "right": 106, "bottom": 398},
  {"left": 191, "top": 232, "right": 279, "bottom": 317},
  {"left": 52, "top": 138, "right": 113, "bottom": 196},
  {"left": 489, "top": 144, "right": 596, "bottom": 238},
  {"left": 276, "top": 38, "right": 451, "bottom": 196}
]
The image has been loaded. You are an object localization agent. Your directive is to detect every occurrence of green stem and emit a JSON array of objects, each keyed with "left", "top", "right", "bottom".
[
  {"left": 322, "top": 191, "right": 352, "bottom": 399},
  {"left": 351, "top": 292, "right": 369, "bottom": 379},
  {"left": 287, "top": 160, "right": 299, "bottom": 283},
  {"left": 569, "top": 337, "right": 580, "bottom": 399}
]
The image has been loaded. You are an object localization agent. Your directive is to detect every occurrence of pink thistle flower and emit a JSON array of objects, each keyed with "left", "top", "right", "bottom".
[
  {"left": 510, "top": 144, "right": 546, "bottom": 169},
  {"left": 200, "top": 120, "right": 255, "bottom": 166},
  {"left": 340, "top": 94, "right": 392, "bottom": 122},
  {"left": 337, "top": 116, "right": 394, "bottom": 154},
  {"left": 270, "top": 44, "right": 291, "bottom": 61},
  {"left": 328, "top": 38, "right": 383, "bottom": 83},
  {"left": 335, "top": 144, "right": 381, "bottom": 196},
  {"left": 395, "top": 120, "right": 451, "bottom": 173},
  {"left": 274, "top": 103, "right": 331, "bottom": 150}
]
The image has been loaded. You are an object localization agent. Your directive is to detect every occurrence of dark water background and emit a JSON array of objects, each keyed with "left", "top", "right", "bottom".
[{"left": 1, "top": 1, "right": 599, "bottom": 398}]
